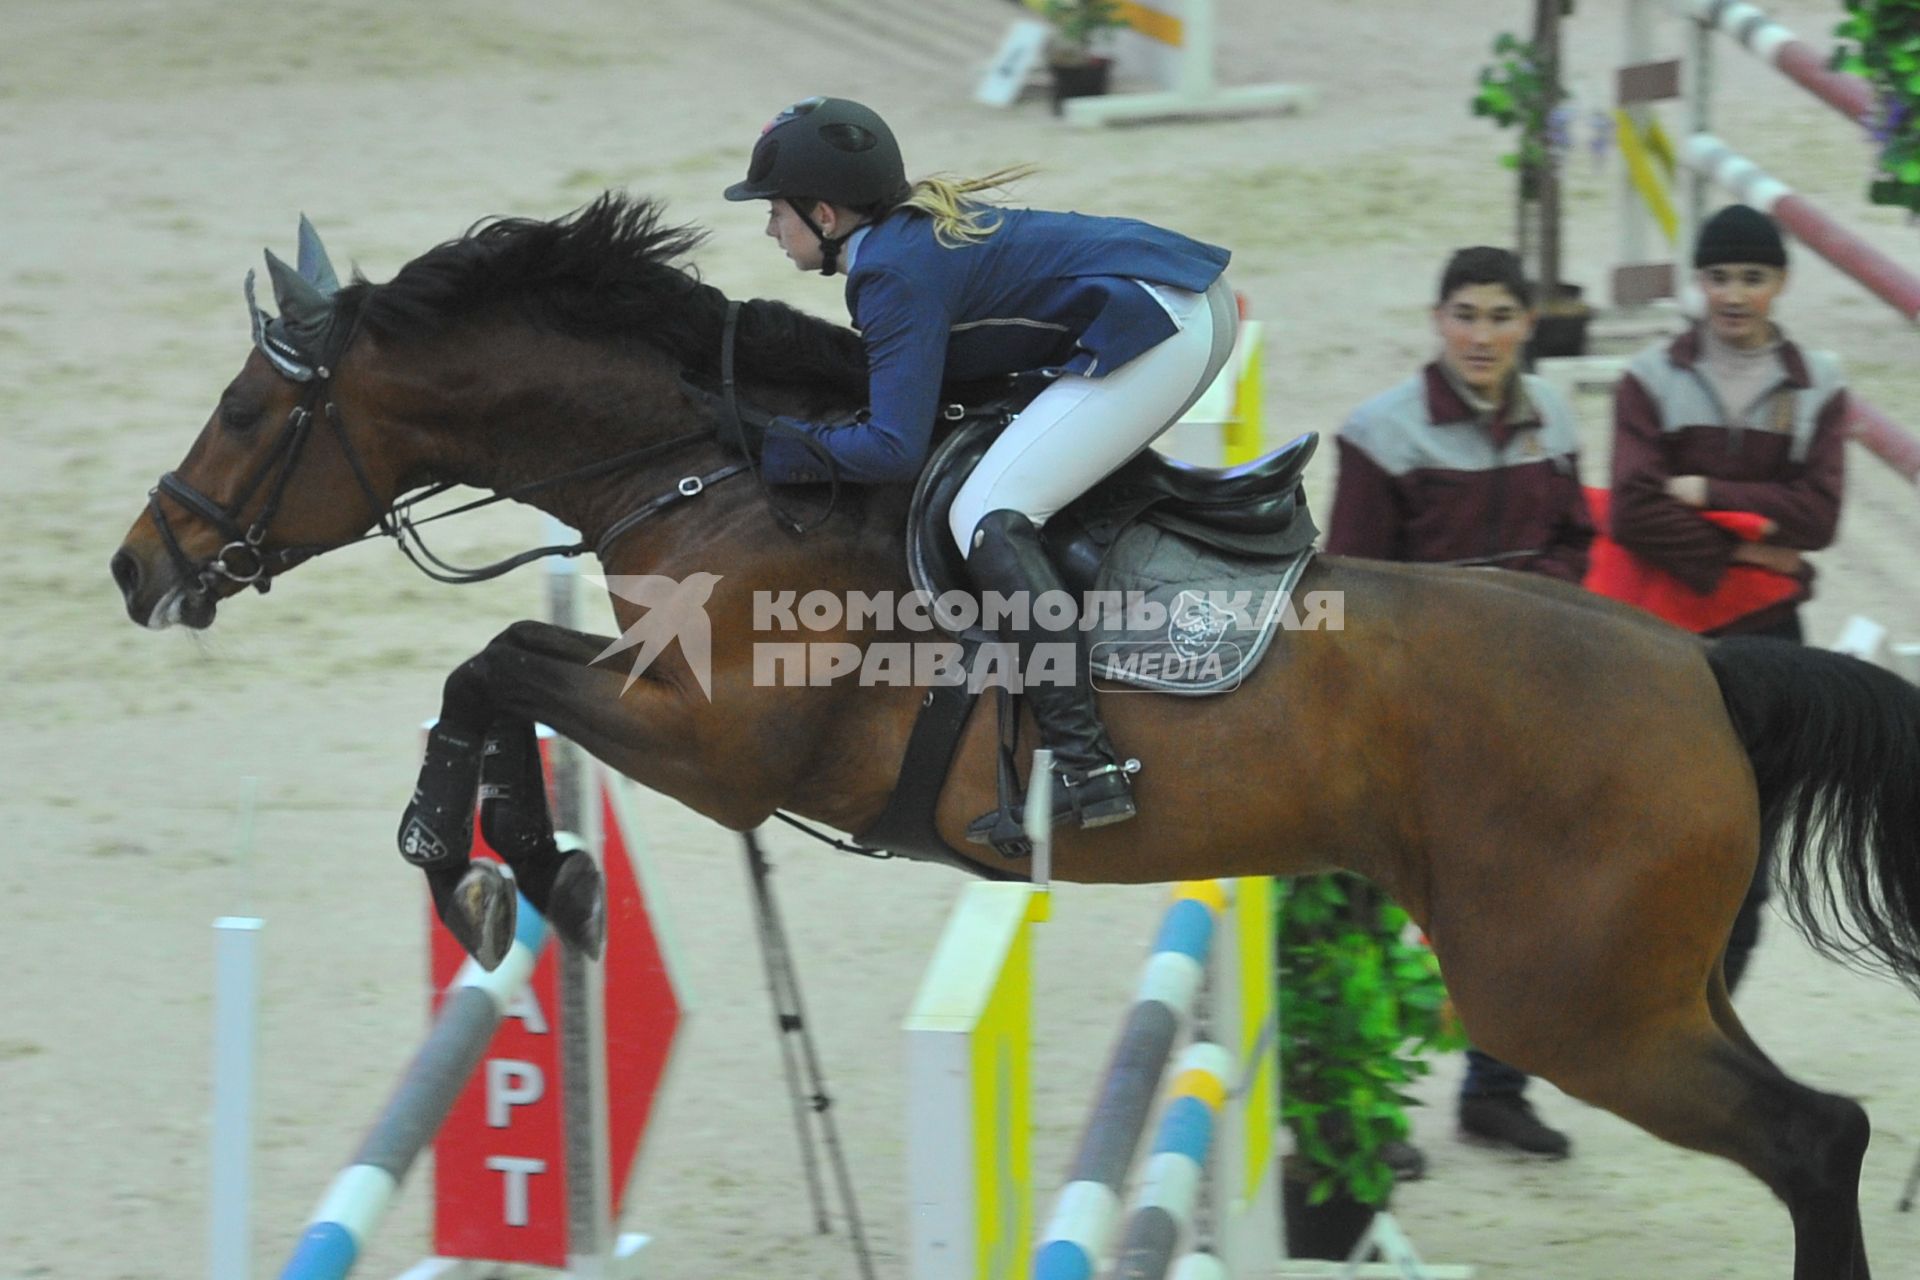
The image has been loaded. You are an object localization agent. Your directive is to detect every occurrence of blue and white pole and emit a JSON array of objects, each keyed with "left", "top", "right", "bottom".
[
  {"left": 279, "top": 898, "right": 549, "bottom": 1280},
  {"left": 1106, "top": 1041, "right": 1236, "bottom": 1280},
  {"left": 1031, "top": 881, "right": 1224, "bottom": 1280}
]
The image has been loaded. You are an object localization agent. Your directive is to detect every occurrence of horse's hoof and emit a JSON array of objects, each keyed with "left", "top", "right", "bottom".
[
  {"left": 547, "top": 851, "right": 606, "bottom": 961},
  {"left": 448, "top": 862, "right": 517, "bottom": 971}
]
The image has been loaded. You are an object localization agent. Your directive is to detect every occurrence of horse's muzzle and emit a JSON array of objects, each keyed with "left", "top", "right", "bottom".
[{"left": 110, "top": 542, "right": 217, "bottom": 630}]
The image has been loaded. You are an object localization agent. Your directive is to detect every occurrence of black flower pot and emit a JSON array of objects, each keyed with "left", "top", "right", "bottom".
[
  {"left": 1049, "top": 57, "right": 1112, "bottom": 115},
  {"left": 1282, "top": 1170, "right": 1381, "bottom": 1260},
  {"left": 1524, "top": 281, "right": 1592, "bottom": 363}
]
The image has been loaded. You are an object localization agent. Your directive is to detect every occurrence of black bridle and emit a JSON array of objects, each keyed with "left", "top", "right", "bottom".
[
  {"left": 144, "top": 300, "right": 844, "bottom": 609},
  {"left": 146, "top": 352, "right": 376, "bottom": 601}
]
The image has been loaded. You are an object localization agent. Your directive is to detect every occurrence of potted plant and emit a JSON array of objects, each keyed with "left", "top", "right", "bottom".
[
  {"left": 1834, "top": 0, "right": 1920, "bottom": 213},
  {"left": 1276, "top": 874, "right": 1463, "bottom": 1259},
  {"left": 1471, "top": 2, "right": 1591, "bottom": 359},
  {"left": 1040, "top": 0, "right": 1127, "bottom": 114}
]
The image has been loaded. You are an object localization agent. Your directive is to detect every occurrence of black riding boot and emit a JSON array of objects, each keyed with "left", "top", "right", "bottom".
[{"left": 964, "top": 508, "right": 1136, "bottom": 835}]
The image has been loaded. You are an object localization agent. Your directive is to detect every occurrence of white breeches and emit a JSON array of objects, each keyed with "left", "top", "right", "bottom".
[{"left": 949, "top": 275, "right": 1239, "bottom": 552}]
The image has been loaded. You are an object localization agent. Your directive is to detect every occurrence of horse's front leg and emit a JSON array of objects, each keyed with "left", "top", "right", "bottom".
[
  {"left": 400, "top": 618, "right": 750, "bottom": 968},
  {"left": 476, "top": 715, "right": 607, "bottom": 960},
  {"left": 398, "top": 687, "right": 521, "bottom": 971},
  {"left": 399, "top": 622, "right": 631, "bottom": 968}
]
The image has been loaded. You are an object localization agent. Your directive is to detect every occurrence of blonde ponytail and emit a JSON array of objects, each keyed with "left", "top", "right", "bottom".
[{"left": 895, "top": 165, "right": 1039, "bottom": 247}]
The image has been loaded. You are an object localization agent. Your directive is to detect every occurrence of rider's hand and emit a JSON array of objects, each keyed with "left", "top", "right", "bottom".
[
  {"left": 1731, "top": 542, "right": 1805, "bottom": 576},
  {"left": 1665, "top": 475, "right": 1709, "bottom": 507}
]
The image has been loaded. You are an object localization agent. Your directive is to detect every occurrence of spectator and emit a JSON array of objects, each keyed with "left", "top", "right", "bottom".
[
  {"left": 1604, "top": 203, "right": 1847, "bottom": 990},
  {"left": 1323, "top": 245, "right": 1588, "bottom": 1160}
]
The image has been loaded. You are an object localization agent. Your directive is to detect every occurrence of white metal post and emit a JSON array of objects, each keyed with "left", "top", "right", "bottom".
[
  {"left": 542, "top": 517, "right": 621, "bottom": 1278},
  {"left": 210, "top": 917, "right": 264, "bottom": 1280},
  {"left": 1620, "top": 0, "right": 1657, "bottom": 279}
]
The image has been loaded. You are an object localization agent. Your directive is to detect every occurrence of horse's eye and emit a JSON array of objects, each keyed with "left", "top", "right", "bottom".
[{"left": 220, "top": 401, "right": 262, "bottom": 433}]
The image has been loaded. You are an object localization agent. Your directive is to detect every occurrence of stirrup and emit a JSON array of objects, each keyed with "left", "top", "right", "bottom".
[
  {"left": 964, "top": 758, "right": 1140, "bottom": 848},
  {"left": 1060, "top": 762, "right": 1138, "bottom": 829}
]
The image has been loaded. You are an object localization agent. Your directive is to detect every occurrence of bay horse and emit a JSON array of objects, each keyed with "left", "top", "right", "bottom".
[{"left": 111, "top": 195, "right": 1920, "bottom": 1279}]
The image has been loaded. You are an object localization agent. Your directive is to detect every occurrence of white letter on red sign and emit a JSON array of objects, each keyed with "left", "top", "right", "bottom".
[
  {"left": 486, "top": 1060, "right": 546, "bottom": 1127},
  {"left": 502, "top": 985, "right": 550, "bottom": 1034},
  {"left": 484, "top": 1155, "right": 548, "bottom": 1226}
]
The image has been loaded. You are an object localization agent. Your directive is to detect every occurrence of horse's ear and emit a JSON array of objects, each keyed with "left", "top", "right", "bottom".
[
  {"left": 264, "top": 248, "right": 333, "bottom": 342},
  {"left": 296, "top": 214, "right": 341, "bottom": 296}
]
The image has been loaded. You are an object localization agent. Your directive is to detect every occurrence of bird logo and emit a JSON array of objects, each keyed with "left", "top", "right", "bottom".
[{"left": 588, "top": 573, "right": 724, "bottom": 700}]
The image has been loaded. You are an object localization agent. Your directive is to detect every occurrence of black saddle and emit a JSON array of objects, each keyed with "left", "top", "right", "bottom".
[{"left": 906, "top": 418, "right": 1319, "bottom": 606}]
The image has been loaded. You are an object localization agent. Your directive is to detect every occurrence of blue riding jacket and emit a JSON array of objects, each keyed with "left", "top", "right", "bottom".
[{"left": 760, "top": 205, "right": 1230, "bottom": 485}]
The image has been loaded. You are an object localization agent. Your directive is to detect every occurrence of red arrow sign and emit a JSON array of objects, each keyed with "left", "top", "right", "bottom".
[
  {"left": 429, "top": 744, "right": 687, "bottom": 1268},
  {"left": 597, "top": 776, "right": 685, "bottom": 1219}
]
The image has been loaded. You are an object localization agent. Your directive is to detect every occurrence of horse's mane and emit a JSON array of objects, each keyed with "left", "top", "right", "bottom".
[{"left": 331, "top": 193, "right": 868, "bottom": 395}]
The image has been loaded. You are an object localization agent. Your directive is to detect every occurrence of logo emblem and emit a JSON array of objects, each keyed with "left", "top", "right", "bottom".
[
  {"left": 1167, "top": 590, "right": 1231, "bottom": 661},
  {"left": 590, "top": 573, "right": 724, "bottom": 699}
]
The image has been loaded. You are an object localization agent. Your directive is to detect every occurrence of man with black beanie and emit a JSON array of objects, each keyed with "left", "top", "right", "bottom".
[{"left": 1604, "top": 203, "right": 1849, "bottom": 990}]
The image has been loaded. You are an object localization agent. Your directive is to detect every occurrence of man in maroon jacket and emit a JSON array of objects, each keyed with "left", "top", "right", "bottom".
[
  {"left": 1325, "top": 256, "right": 1593, "bottom": 585},
  {"left": 1609, "top": 203, "right": 1846, "bottom": 645},
  {"left": 1325, "top": 246, "right": 1588, "bottom": 1162},
  {"left": 1608, "top": 204, "right": 1848, "bottom": 992}
]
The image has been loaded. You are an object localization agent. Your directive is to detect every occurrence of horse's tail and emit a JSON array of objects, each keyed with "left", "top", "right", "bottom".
[{"left": 1706, "top": 635, "right": 1920, "bottom": 991}]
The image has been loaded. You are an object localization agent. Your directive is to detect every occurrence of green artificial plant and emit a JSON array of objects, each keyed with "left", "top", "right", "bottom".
[
  {"left": 1276, "top": 874, "right": 1465, "bottom": 1208},
  {"left": 1470, "top": 2, "right": 1583, "bottom": 326},
  {"left": 1040, "top": 0, "right": 1128, "bottom": 67},
  {"left": 1833, "top": 0, "right": 1920, "bottom": 212},
  {"left": 1470, "top": 31, "right": 1569, "bottom": 174}
]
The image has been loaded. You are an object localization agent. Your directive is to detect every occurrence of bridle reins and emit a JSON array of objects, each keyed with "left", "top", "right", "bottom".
[{"left": 145, "top": 300, "right": 836, "bottom": 607}]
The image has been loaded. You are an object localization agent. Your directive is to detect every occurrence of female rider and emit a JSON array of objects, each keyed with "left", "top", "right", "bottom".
[{"left": 725, "top": 97, "right": 1237, "bottom": 839}]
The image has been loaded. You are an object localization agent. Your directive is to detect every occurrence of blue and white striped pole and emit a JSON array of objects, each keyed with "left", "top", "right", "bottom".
[
  {"left": 1103, "top": 1042, "right": 1235, "bottom": 1280},
  {"left": 1032, "top": 881, "right": 1223, "bottom": 1280},
  {"left": 280, "top": 897, "right": 549, "bottom": 1280}
]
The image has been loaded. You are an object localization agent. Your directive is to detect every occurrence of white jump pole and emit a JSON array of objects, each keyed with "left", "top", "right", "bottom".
[
  {"left": 211, "top": 775, "right": 264, "bottom": 1280},
  {"left": 1064, "top": 0, "right": 1316, "bottom": 126},
  {"left": 1892, "top": 643, "right": 1920, "bottom": 687},
  {"left": 211, "top": 917, "right": 264, "bottom": 1280},
  {"left": 1026, "top": 746, "right": 1054, "bottom": 898}
]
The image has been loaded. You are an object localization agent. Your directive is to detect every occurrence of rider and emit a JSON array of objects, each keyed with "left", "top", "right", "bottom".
[{"left": 724, "top": 96, "right": 1237, "bottom": 836}]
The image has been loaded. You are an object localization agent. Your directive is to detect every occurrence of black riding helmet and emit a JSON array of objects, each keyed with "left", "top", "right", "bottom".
[{"left": 725, "top": 97, "right": 909, "bottom": 275}]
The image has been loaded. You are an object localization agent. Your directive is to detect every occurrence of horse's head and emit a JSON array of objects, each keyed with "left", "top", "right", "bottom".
[
  {"left": 113, "top": 194, "right": 883, "bottom": 629},
  {"left": 111, "top": 218, "right": 410, "bottom": 629}
]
